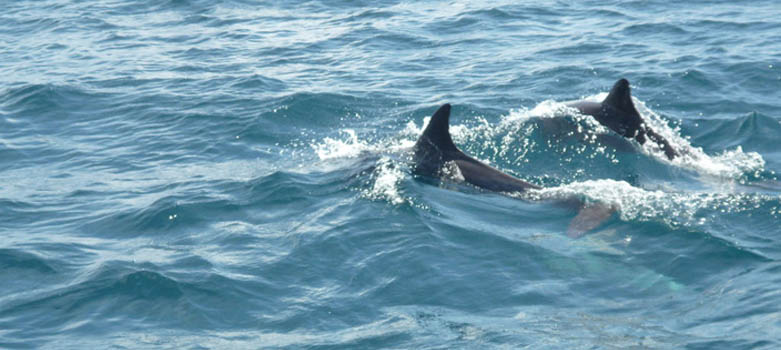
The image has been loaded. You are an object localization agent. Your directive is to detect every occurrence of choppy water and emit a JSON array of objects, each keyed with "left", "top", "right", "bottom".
[{"left": 2, "top": 1, "right": 781, "bottom": 349}]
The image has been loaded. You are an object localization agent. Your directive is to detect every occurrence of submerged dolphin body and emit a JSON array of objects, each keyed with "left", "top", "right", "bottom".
[
  {"left": 567, "top": 79, "right": 679, "bottom": 160},
  {"left": 413, "top": 104, "right": 612, "bottom": 237}
]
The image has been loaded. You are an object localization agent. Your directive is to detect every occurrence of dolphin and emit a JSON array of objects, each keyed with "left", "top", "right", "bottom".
[
  {"left": 413, "top": 104, "right": 541, "bottom": 193},
  {"left": 567, "top": 78, "right": 679, "bottom": 160},
  {"left": 413, "top": 103, "right": 613, "bottom": 237}
]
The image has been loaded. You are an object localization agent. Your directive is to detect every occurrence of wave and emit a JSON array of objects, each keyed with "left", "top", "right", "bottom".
[
  {"left": 0, "top": 249, "right": 56, "bottom": 274},
  {"left": 0, "top": 262, "right": 269, "bottom": 341},
  {"left": 0, "top": 84, "right": 110, "bottom": 116},
  {"left": 691, "top": 112, "right": 781, "bottom": 154}
]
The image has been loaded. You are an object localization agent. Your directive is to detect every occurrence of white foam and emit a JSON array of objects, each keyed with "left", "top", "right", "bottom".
[
  {"left": 312, "top": 127, "right": 417, "bottom": 162},
  {"left": 441, "top": 160, "right": 466, "bottom": 183},
  {"left": 527, "top": 179, "right": 773, "bottom": 227},
  {"left": 361, "top": 157, "right": 407, "bottom": 205},
  {"left": 312, "top": 129, "right": 371, "bottom": 160},
  {"left": 631, "top": 98, "right": 765, "bottom": 179},
  {"left": 504, "top": 99, "right": 606, "bottom": 130}
]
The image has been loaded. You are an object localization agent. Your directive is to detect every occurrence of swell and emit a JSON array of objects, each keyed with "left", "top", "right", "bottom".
[
  {"left": 0, "top": 84, "right": 112, "bottom": 117},
  {"left": 0, "top": 249, "right": 57, "bottom": 274},
  {"left": 0, "top": 83, "right": 285, "bottom": 173},
  {"left": 0, "top": 262, "right": 278, "bottom": 344},
  {"left": 688, "top": 112, "right": 781, "bottom": 154},
  {"left": 71, "top": 161, "right": 370, "bottom": 239},
  {"left": 312, "top": 100, "right": 780, "bottom": 263},
  {"left": 1, "top": 1, "right": 781, "bottom": 348}
]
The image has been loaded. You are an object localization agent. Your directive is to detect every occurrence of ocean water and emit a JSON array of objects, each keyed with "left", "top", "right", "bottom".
[{"left": 2, "top": 0, "right": 781, "bottom": 348}]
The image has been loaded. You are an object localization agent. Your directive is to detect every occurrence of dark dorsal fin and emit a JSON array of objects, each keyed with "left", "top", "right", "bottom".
[
  {"left": 419, "top": 103, "right": 458, "bottom": 152},
  {"left": 602, "top": 78, "right": 638, "bottom": 114}
]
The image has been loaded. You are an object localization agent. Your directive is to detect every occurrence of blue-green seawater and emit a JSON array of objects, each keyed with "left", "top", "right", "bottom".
[{"left": 2, "top": 1, "right": 781, "bottom": 349}]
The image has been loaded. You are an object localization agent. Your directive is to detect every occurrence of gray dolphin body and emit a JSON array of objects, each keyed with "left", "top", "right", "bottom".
[
  {"left": 413, "top": 104, "right": 612, "bottom": 237},
  {"left": 413, "top": 103, "right": 540, "bottom": 193},
  {"left": 567, "top": 79, "right": 679, "bottom": 160}
]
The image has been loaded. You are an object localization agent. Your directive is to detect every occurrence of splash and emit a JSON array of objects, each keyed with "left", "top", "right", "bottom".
[
  {"left": 500, "top": 94, "right": 766, "bottom": 180},
  {"left": 307, "top": 99, "right": 770, "bottom": 212},
  {"left": 312, "top": 129, "right": 372, "bottom": 160},
  {"left": 312, "top": 128, "right": 417, "bottom": 161},
  {"left": 527, "top": 179, "right": 775, "bottom": 228},
  {"left": 441, "top": 160, "right": 466, "bottom": 183},
  {"left": 309, "top": 129, "right": 415, "bottom": 206},
  {"left": 361, "top": 157, "right": 407, "bottom": 205},
  {"left": 631, "top": 98, "right": 765, "bottom": 179}
]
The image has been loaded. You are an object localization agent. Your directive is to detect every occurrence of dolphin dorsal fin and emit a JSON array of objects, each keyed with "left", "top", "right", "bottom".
[
  {"left": 603, "top": 78, "right": 638, "bottom": 114},
  {"left": 419, "top": 103, "right": 458, "bottom": 152}
]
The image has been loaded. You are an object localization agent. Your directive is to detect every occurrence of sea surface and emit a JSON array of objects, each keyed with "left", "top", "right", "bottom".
[{"left": 2, "top": 1, "right": 781, "bottom": 349}]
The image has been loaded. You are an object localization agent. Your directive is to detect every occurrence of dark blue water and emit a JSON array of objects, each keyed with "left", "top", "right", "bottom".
[{"left": 2, "top": 1, "right": 781, "bottom": 348}]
